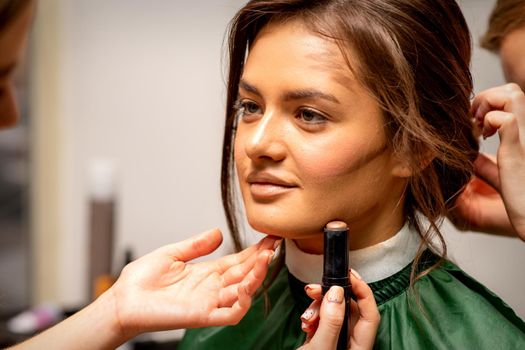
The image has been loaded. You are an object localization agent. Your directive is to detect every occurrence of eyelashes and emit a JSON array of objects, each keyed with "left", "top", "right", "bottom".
[
  {"left": 297, "top": 108, "right": 327, "bottom": 124},
  {"left": 233, "top": 98, "right": 329, "bottom": 126},
  {"left": 234, "top": 99, "right": 262, "bottom": 121}
]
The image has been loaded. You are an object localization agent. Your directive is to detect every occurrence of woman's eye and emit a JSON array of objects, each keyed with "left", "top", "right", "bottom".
[
  {"left": 297, "top": 109, "right": 327, "bottom": 124},
  {"left": 245, "top": 101, "right": 261, "bottom": 114},
  {"left": 236, "top": 100, "right": 262, "bottom": 118}
]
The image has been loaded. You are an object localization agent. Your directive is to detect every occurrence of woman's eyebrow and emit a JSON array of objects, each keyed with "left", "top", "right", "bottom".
[
  {"left": 239, "top": 79, "right": 340, "bottom": 104},
  {"left": 282, "top": 89, "right": 340, "bottom": 104},
  {"left": 239, "top": 79, "right": 261, "bottom": 97}
]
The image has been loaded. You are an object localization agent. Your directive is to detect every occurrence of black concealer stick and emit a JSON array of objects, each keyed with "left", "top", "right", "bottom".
[{"left": 322, "top": 221, "right": 350, "bottom": 350}]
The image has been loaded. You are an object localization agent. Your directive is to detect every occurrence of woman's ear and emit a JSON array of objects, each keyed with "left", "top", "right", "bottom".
[
  {"left": 391, "top": 148, "right": 435, "bottom": 178},
  {"left": 391, "top": 161, "right": 413, "bottom": 178}
]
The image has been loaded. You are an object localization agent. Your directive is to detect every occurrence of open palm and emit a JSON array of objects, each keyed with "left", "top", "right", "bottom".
[{"left": 109, "top": 229, "right": 277, "bottom": 338}]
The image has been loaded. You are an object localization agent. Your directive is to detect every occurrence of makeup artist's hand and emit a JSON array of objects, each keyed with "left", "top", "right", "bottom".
[
  {"left": 10, "top": 229, "right": 278, "bottom": 350},
  {"left": 109, "top": 229, "right": 278, "bottom": 338},
  {"left": 450, "top": 83, "right": 525, "bottom": 241},
  {"left": 298, "top": 270, "right": 380, "bottom": 350}
]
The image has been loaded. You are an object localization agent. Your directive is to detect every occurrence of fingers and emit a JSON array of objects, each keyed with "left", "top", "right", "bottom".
[
  {"left": 216, "top": 236, "right": 279, "bottom": 274},
  {"left": 473, "top": 153, "right": 500, "bottom": 190},
  {"left": 218, "top": 250, "right": 273, "bottom": 307},
  {"left": 482, "top": 111, "right": 525, "bottom": 182},
  {"left": 472, "top": 84, "right": 525, "bottom": 147},
  {"left": 307, "top": 286, "right": 346, "bottom": 349},
  {"left": 243, "top": 250, "right": 274, "bottom": 292},
  {"left": 301, "top": 270, "right": 379, "bottom": 350},
  {"left": 350, "top": 274, "right": 379, "bottom": 325},
  {"left": 349, "top": 273, "right": 380, "bottom": 350},
  {"left": 206, "top": 279, "right": 254, "bottom": 327},
  {"left": 163, "top": 228, "right": 223, "bottom": 262},
  {"left": 217, "top": 283, "right": 241, "bottom": 308},
  {"left": 301, "top": 299, "right": 321, "bottom": 333},
  {"left": 220, "top": 238, "right": 279, "bottom": 287},
  {"left": 305, "top": 284, "right": 322, "bottom": 300},
  {"left": 472, "top": 83, "right": 524, "bottom": 125},
  {"left": 484, "top": 111, "right": 521, "bottom": 150},
  {"left": 304, "top": 269, "right": 361, "bottom": 301},
  {"left": 204, "top": 250, "right": 274, "bottom": 328}
]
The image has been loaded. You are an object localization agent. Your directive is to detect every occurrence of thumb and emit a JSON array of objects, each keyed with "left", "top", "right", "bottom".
[
  {"left": 485, "top": 111, "right": 522, "bottom": 159},
  {"left": 308, "top": 286, "right": 346, "bottom": 349},
  {"left": 160, "top": 228, "right": 223, "bottom": 262}
]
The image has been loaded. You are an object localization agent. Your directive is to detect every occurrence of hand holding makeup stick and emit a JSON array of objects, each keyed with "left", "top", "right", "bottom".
[
  {"left": 450, "top": 83, "right": 525, "bottom": 241},
  {"left": 10, "top": 229, "right": 278, "bottom": 350},
  {"left": 298, "top": 271, "right": 380, "bottom": 350}
]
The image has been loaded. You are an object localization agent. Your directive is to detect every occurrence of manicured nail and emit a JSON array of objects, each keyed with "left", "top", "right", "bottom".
[
  {"left": 301, "top": 322, "right": 311, "bottom": 332},
  {"left": 481, "top": 125, "right": 495, "bottom": 140},
  {"left": 301, "top": 309, "right": 314, "bottom": 321},
  {"left": 350, "top": 268, "right": 362, "bottom": 280},
  {"left": 327, "top": 286, "right": 343, "bottom": 303},
  {"left": 267, "top": 251, "right": 275, "bottom": 265}
]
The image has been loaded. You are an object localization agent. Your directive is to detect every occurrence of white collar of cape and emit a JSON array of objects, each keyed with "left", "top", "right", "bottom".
[{"left": 285, "top": 222, "right": 421, "bottom": 284}]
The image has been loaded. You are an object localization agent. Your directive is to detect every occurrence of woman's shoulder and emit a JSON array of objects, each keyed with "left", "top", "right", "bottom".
[{"left": 373, "top": 251, "right": 525, "bottom": 349}]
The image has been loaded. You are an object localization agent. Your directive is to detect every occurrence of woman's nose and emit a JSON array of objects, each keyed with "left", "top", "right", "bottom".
[{"left": 244, "top": 111, "right": 286, "bottom": 163}]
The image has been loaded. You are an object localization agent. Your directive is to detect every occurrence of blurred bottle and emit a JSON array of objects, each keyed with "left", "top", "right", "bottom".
[{"left": 88, "top": 159, "right": 116, "bottom": 301}]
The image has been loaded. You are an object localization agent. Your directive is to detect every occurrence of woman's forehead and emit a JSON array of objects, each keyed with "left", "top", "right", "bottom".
[{"left": 243, "top": 20, "right": 361, "bottom": 96}]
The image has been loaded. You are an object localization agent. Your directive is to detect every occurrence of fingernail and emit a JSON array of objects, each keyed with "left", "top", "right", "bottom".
[
  {"left": 301, "top": 309, "right": 314, "bottom": 321},
  {"left": 350, "top": 268, "right": 362, "bottom": 280},
  {"left": 273, "top": 239, "right": 282, "bottom": 250},
  {"left": 481, "top": 126, "right": 490, "bottom": 139},
  {"left": 267, "top": 251, "right": 275, "bottom": 265},
  {"left": 327, "top": 286, "right": 343, "bottom": 303},
  {"left": 301, "top": 322, "right": 311, "bottom": 332}
]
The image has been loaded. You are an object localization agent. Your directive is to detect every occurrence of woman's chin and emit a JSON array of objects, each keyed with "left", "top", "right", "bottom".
[{"left": 247, "top": 218, "right": 323, "bottom": 239}]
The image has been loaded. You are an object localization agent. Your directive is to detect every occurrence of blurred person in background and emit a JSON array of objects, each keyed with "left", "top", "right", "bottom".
[
  {"left": 481, "top": 0, "right": 525, "bottom": 90},
  {"left": 451, "top": 0, "right": 525, "bottom": 242}
]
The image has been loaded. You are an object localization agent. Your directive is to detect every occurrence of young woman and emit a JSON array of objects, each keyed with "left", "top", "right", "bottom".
[{"left": 180, "top": 0, "right": 525, "bottom": 348}]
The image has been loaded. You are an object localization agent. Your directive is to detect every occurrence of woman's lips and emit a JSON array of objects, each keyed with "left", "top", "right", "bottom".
[
  {"left": 246, "top": 172, "right": 298, "bottom": 200},
  {"left": 249, "top": 182, "right": 296, "bottom": 199}
]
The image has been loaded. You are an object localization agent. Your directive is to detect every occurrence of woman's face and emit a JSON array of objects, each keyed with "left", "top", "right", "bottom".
[
  {"left": 233, "top": 20, "right": 408, "bottom": 252},
  {"left": 0, "top": 4, "right": 33, "bottom": 129},
  {"left": 500, "top": 25, "right": 525, "bottom": 91}
]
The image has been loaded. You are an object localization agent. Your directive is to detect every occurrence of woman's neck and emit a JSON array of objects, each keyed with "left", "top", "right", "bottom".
[
  {"left": 286, "top": 220, "right": 421, "bottom": 283},
  {"left": 294, "top": 207, "right": 406, "bottom": 254}
]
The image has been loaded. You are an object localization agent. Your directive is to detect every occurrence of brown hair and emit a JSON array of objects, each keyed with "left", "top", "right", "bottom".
[
  {"left": 221, "top": 0, "right": 478, "bottom": 285},
  {"left": 481, "top": 0, "right": 525, "bottom": 52},
  {"left": 0, "top": 0, "right": 32, "bottom": 30}
]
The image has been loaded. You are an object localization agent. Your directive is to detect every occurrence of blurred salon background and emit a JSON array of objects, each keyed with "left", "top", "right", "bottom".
[{"left": 1, "top": 0, "right": 524, "bottom": 347}]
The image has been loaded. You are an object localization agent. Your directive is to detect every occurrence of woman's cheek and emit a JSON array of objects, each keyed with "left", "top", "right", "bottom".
[{"left": 297, "top": 142, "right": 361, "bottom": 181}]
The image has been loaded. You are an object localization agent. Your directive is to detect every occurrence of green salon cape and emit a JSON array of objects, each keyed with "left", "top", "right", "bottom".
[{"left": 179, "top": 251, "right": 525, "bottom": 349}]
